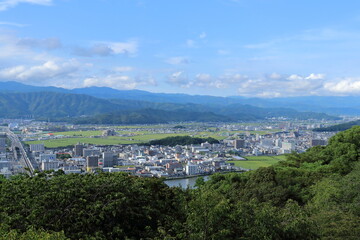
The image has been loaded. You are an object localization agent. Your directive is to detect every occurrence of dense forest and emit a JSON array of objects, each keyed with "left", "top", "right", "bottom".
[
  {"left": 147, "top": 136, "right": 219, "bottom": 146},
  {"left": 2, "top": 127, "right": 360, "bottom": 239},
  {"left": 313, "top": 119, "right": 360, "bottom": 132}
]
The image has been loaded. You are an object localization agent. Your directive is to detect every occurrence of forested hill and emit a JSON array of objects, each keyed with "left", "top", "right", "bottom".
[
  {"left": 2, "top": 81, "right": 360, "bottom": 116},
  {"left": 147, "top": 136, "right": 219, "bottom": 146},
  {"left": 0, "top": 92, "right": 123, "bottom": 118},
  {"left": 71, "top": 109, "right": 231, "bottom": 124},
  {"left": 313, "top": 119, "right": 360, "bottom": 132},
  {"left": 0, "top": 91, "right": 339, "bottom": 122},
  {"left": 2, "top": 127, "right": 360, "bottom": 239}
]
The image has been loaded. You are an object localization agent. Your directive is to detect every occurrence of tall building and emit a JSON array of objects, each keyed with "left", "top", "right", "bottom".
[
  {"left": 0, "top": 137, "right": 6, "bottom": 153},
  {"left": 234, "top": 139, "right": 245, "bottom": 149},
  {"left": 281, "top": 142, "right": 295, "bottom": 153},
  {"left": 275, "top": 139, "right": 282, "bottom": 148},
  {"left": 102, "top": 152, "right": 114, "bottom": 168},
  {"left": 74, "top": 143, "right": 84, "bottom": 157},
  {"left": 261, "top": 138, "right": 273, "bottom": 147},
  {"left": 83, "top": 149, "right": 100, "bottom": 157},
  {"left": 86, "top": 156, "right": 99, "bottom": 172},
  {"left": 30, "top": 144, "right": 45, "bottom": 152},
  {"left": 41, "top": 161, "right": 59, "bottom": 171},
  {"left": 185, "top": 162, "right": 198, "bottom": 175},
  {"left": 0, "top": 160, "right": 10, "bottom": 170},
  {"left": 39, "top": 154, "right": 56, "bottom": 162}
]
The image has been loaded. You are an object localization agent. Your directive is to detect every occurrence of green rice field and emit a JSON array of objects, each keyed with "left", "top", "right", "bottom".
[
  {"left": 227, "top": 155, "right": 287, "bottom": 170},
  {"left": 24, "top": 126, "right": 283, "bottom": 148}
]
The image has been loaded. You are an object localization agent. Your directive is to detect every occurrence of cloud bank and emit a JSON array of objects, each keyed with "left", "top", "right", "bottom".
[{"left": 0, "top": 0, "right": 53, "bottom": 11}]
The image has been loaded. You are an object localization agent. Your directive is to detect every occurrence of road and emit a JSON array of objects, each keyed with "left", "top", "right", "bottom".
[{"left": 5, "top": 128, "right": 36, "bottom": 176}]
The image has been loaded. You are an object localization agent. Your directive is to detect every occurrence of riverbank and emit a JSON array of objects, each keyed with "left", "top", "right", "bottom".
[{"left": 165, "top": 169, "right": 246, "bottom": 180}]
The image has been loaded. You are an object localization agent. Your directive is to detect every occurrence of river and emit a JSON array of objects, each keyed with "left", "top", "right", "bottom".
[{"left": 164, "top": 176, "right": 210, "bottom": 189}]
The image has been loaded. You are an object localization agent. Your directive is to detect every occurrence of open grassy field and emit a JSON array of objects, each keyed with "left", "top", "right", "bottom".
[
  {"left": 25, "top": 133, "right": 194, "bottom": 148},
  {"left": 25, "top": 125, "right": 285, "bottom": 148},
  {"left": 228, "top": 155, "right": 287, "bottom": 170},
  {"left": 25, "top": 137, "right": 136, "bottom": 148},
  {"left": 130, "top": 133, "right": 189, "bottom": 141},
  {"left": 52, "top": 131, "right": 102, "bottom": 137}
]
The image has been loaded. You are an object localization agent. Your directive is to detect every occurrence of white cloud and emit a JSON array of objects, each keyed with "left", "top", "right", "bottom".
[
  {"left": 306, "top": 73, "right": 325, "bottom": 80},
  {"left": 195, "top": 73, "right": 227, "bottom": 88},
  {"left": 287, "top": 73, "right": 325, "bottom": 81},
  {"left": 195, "top": 73, "right": 211, "bottom": 87},
  {"left": 324, "top": 78, "right": 360, "bottom": 94},
  {"left": 167, "top": 71, "right": 192, "bottom": 88},
  {"left": 219, "top": 73, "right": 248, "bottom": 84},
  {"left": 83, "top": 74, "right": 156, "bottom": 90},
  {"left": 0, "top": 31, "right": 65, "bottom": 64},
  {"left": 0, "top": 21, "right": 27, "bottom": 27},
  {"left": 0, "top": 0, "right": 53, "bottom": 11},
  {"left": 199, "top": 32, "right": 207, "bottom": 39},
  {"left": 217, "top": 49, "right": 230, "bottom": 55},
  {"left": 166, "top": 56, "right": 189, "bottom": 65},
  {"left": 0, "top": 60, "right": 81, "bottom": 81},
  {"left": 196, "top": 73, "right": 211, "bottom": 81},
  {"left": 269, "top": 73, "right": 282, "bottom": 79},
  {"left": 244, "top": 42, "right": 273, "bottom": 49},
  {"left": 84, "top": 75, "right": 133, "bottom": 89},
  {"left": 236, "top": 73, "right": 326, "bottom": 97},
  {"left": 287, "top": 74, "right": 303, "bottom": 81},
  {"left": 17, "top": 37, "right": 62, "bottom": 50},
  {"left": 167, "top": 72, "right": 234, "bottom": 89},
  {"left": 257, "top": 91, "right": 282, "bottom": 98},
  {"left": 108, "top": 41, "right": 138, "bottom": 55},
  {"left": 113, "top": 66, "right": 134, "bottom": 72},
  {"left": 165, "top": 71, "right": 330, "bottom": 96},
  {"left": 243, "top": 28, "right": 360, "bottom": 51},
  {"left": 297, "top": 28, "right": 357, "bottom": 42},
  {"left": 186, "top": 39, "right": 196, "bottom": 48},
  {"left": 73, "top": 44, "right": 113, "bottom": 57},
  {"left": 73, "top": 40, "right": 138, "bottom": 57}
]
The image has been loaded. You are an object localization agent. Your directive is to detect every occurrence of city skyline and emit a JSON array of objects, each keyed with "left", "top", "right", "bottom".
[{"left": 1, "top": 0, "right": 360, "bottom": 97}]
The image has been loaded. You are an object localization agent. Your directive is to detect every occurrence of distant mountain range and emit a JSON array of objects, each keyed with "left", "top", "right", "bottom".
[
  {"left": 0, "top": 81, "right": 345, "bottom": 123},
  {"left": 0, "top": 81, "right": 359, "bottom": 116}
]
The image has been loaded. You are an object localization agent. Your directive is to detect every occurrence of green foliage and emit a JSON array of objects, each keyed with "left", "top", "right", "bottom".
[
  {"left": 2, "top": 127, "right": 360, "bottom": 239},
  {"left": 0, "top": 173, "right": 186, "bottom": 239},
  {"left": 0, "top": 92, "right": 124, "bottom": 118},
  {"left": 56, "top": 153, "right": 71, "bottom": 160},
  {"left": 148, "top": 135, "right": 219, "bottom": 146},
  {"left": 0, "top": 225, "right": 68, "bottom": 240},
  {"left": 0, "top": 91, "right": 338, "bottom": 121},
  {"left": 228, "top": 155, "right": 286, "bottom": 170},
  {"left": 313, "top": 119, "right": 360, "bottom": 132},
  {"left": 72, "top": 109, "right": 231, "bottom": 124}
]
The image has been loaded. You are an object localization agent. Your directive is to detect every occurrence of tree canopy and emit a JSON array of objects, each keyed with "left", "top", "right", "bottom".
[{"left": 2, "top": 126, "right": 360, "bottom": 239}]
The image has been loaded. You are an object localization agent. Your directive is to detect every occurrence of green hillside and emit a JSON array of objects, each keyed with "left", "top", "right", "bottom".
[
  {"left": 2, "top": 127, "right": 360, "bottom": 239},
  {"left": 0, "top": 91, "right": 339, "bottom": 123},
  {"left": 0, "top": 92, "right": 122, "bottom": 118},
  {"left": 313, "top": 119, "right": 360, "bottom": 132}
]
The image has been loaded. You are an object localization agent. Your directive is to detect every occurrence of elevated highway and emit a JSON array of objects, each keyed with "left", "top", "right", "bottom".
[{"left": 5, "top": 128, "right": 35, "bottom": 176}]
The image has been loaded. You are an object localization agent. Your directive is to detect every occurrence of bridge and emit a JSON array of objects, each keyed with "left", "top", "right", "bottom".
[{"left": 4, "top": 128, "right": 36, "bottom": 176}]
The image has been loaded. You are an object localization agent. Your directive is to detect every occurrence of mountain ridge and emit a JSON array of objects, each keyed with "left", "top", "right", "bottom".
[
  {"left": 0, "top": 81, "right": 348, "bottom": 120},
  {"left": 1, "top": 81, "right": 360, "bottom": 115},
  {"left": 0, "top": 91, "right": 339, "bottom": 123}
]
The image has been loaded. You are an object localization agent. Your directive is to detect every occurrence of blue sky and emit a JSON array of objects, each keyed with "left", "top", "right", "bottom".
[{"left": 1, "top": 0, "right": 360, "bottom": 97}]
